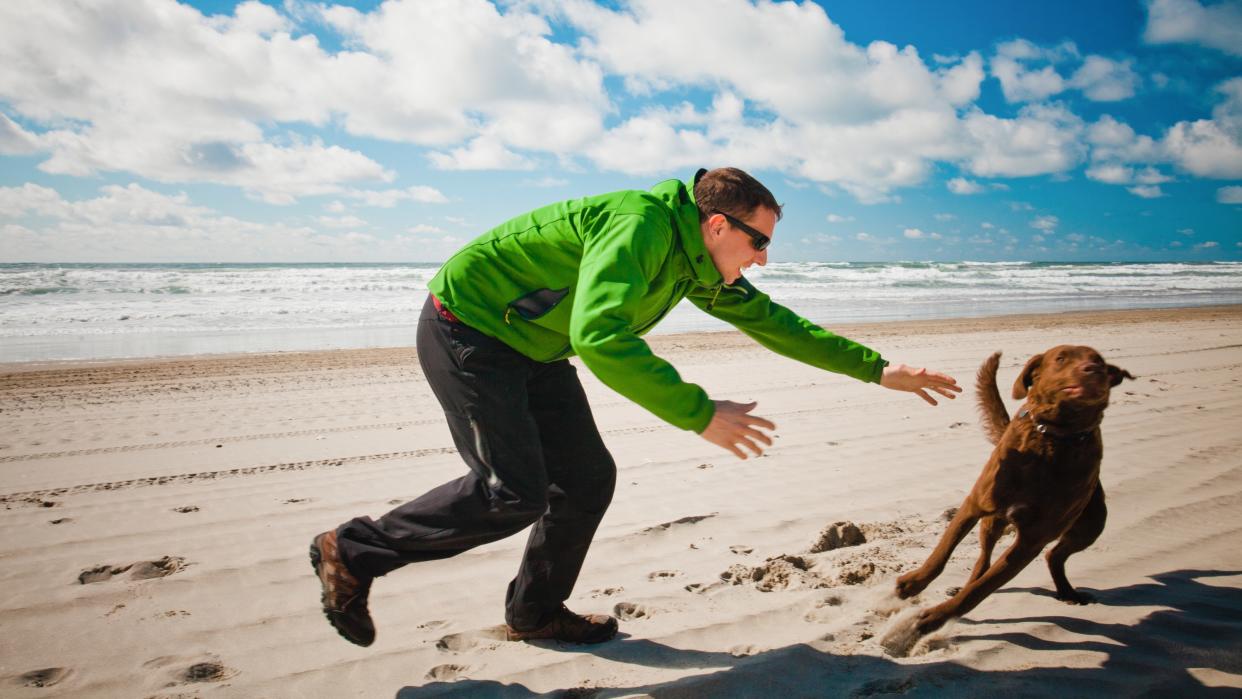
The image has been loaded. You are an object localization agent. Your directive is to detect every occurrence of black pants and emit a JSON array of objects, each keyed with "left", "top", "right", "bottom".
[{"left": 335, "top": 295, "right": 617, "bottom": 630}]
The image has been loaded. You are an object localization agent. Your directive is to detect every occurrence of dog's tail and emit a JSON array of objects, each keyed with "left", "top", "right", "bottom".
[{"left": 977, "top": 351, "right": 1009, "bottom": 445}]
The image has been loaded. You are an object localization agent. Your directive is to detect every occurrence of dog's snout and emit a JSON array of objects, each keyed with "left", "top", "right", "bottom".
[{"left": 1079, "top": 360, "right": 1103, "bottom": 375}]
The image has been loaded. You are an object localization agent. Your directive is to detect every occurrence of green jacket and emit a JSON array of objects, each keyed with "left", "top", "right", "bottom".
[{"left": 428, "top": 171, "right": 886, "bottom": 433}]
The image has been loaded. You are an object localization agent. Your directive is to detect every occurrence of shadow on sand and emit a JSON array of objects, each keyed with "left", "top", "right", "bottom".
[{"left": 397, "top": 569, "right": 1242, "bottom": 698}]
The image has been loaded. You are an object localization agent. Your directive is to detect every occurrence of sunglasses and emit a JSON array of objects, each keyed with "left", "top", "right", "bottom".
[{"left": 711, "top": 210, "right": 771, "bottom": 251}]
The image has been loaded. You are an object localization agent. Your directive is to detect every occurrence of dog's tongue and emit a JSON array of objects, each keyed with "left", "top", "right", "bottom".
[{"left": 1062, "top": 385, "right": 1084, "bottom": 397}]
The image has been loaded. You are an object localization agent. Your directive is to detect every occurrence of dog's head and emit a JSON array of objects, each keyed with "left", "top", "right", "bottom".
[{"left": 1012, "top": 345, "right": 1134, "bottom": 407}]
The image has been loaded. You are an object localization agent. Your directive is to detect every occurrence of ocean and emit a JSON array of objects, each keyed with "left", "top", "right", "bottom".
[{"left": 3, "top": 261, "right": 1241, "bottom": 363}]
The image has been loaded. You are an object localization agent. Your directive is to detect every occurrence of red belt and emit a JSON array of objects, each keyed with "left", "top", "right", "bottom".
[{"left": 431, "top": 294, "right": 461, "bottom": 324}]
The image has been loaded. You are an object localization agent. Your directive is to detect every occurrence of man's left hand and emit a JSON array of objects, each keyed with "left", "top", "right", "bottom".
[{"left": 880, "top": 363, "right": 962, "bottom": 406}]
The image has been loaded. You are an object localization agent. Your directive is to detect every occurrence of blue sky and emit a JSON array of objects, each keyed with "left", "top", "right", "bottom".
[{"left": 1, "top": 0, "right": 1239, "bottom": 262}]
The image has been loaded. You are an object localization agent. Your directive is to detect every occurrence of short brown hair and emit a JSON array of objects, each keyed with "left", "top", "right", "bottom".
[{"left": 694, "top": 167, "right": 783, "bottom": 222}]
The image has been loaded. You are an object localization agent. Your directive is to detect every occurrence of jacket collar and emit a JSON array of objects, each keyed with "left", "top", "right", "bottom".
[{"left": 649, "top": 169, "right": 724, "bottom": 288}]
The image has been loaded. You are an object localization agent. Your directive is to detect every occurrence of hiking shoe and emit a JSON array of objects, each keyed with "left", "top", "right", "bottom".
[
  {"left": 309, "top": 530, "right": 375, "bottom": 647},
  {"left": 505, "top": 605, "right": 618, "bottom": 644}
]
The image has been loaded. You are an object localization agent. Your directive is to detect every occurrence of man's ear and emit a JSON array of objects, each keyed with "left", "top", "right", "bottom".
[
  {"left": 1013, "top": 353, "right": 1043, "bottom": 399},
  {"left": 1108, "top": 364, "right": 1135, "bottom": 387}
]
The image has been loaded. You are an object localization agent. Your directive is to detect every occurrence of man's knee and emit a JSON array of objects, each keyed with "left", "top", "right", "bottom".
[{"left": 572, "top": 454, "right": 617, "bottom": 514}]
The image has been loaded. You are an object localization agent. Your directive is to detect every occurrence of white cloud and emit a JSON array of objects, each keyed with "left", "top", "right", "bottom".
[
  {"left": 1163, "top": 78, "right": 1242, "bottom": 177},
  {"left": 1128, "top": 184, "right": 1165, "bottom": 198},
  {"left": 856, "top": 232, "right": 873, "bottom": 241},
  {"left": 0, "top": 181, "right": 466, "bottom": 261},
  {"left": 1179, "top": 227, "right": 1195, "bottom": 235},
  {"left": 523, "top": 176, "right": 570, "bottom": 187},
  {"left": 826, "top": 214, "right": 855, "bottom": 223},
  {"left": 345, "top": 185, "right": 449, "bottom": 207},
  {"left": 991, "top": 40, "right": 1138, "bottom": 103},
  {"left": 317, "top": 215, "right": 367, "bottom": 229},
  {"left": 408, "top": 224, "right": 446, "bottom": 234},
  {"left": 933, "top": 213, "right": 956, "bottom": 221},
  {"left": 947, "top": 177, "right": 985, "bottom": 194},
  {"left": 0, "top": 0, "right": 606, "bottom": 200},
  {"left": 1219, "top": 185, "right": 1242, "bottom": 203},
  {"left": 1194, "top": 240, "right": 1220, "bottom": 249},
  {"left": 0, "top": 113, "right": 41, "bottom": 155},
  {"left": 1144, "top": 0, "right": 1242, "bottom": 56},
  {"left": 429, "top": 136, "right": 535, "bottom": 171},
  {"left": 962, "top": 103, "right": 1086, "bottom": 177},
  {"left": 1067, "top": 55, "right": 1140, "bottom": 102},
  {"left": 1031, "top": 215, "right": 1059, "bottom": 231}
]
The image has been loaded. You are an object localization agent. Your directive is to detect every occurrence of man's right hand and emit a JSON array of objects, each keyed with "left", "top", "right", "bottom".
[{"left": 699, "top": 400, "right": 776, "bottom": 459}]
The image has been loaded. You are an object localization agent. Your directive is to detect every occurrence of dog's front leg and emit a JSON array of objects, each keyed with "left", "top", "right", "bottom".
[
  {"left": 896, "top": 500, "right": 981, "bottom": 599},
  {"left": 915, "top": 534, "right": 1045, "bottom": 634},
  {"left": 968, "top": 516, "right": 1005, "bottom": 583},
  {"left": 1047, "top": 483, "right": 1106, "bottom": 604}
]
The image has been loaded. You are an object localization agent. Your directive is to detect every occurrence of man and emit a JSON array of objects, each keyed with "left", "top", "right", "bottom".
[{"left": 310, "top": 167, "right": 961, "bottom": 647}]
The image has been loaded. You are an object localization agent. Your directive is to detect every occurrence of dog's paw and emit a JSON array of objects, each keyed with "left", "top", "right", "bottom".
[
  {"left": 914, "top": 607, "right": 951, "bottom": 636},
  {"left": 894, "top": 572, "right": 928, "bottom": 599},
  {"left": 1055, "top": 588, "right": 1096, "bottom": 605}
]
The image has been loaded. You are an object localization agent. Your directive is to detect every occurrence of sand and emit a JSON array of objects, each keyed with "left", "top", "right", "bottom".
[{"left": 2, "top": 306, "right": 1241, "bottom": 697}]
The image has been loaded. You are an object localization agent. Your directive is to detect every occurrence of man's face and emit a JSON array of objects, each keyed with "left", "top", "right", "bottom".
[{"left": 702, "top": 206, "right": 775, "bottom": 284}]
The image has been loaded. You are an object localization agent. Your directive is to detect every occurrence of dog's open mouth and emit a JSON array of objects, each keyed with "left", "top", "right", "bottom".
[{"left": 1062, "top": 385, "right": 1084, "bottom": 397}]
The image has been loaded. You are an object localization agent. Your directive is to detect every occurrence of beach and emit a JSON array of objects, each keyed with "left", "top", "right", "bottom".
[{"left": 2, "top": 305, "right": 1241, "bottom": 697}]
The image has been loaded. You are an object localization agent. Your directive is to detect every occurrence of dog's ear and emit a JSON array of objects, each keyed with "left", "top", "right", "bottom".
[
  {"left": 1013, "top": 353, "right": 1043, "bottom": 399},
  {"left": 1107, "top": 364, "right": 1135, "bottom": 387}
]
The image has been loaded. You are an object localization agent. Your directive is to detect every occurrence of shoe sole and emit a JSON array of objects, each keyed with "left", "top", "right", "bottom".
[{"left": 309, "top": 535, "right": 374, "bottom": 647}]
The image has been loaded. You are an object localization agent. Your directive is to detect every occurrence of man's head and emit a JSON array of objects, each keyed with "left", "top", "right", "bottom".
[{"left": 695, "top": 168, "right": 782, "bottom": 284}]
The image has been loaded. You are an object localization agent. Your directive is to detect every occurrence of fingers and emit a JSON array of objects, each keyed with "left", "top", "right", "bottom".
[
  {"left": 915, "top": 388, "right": 936, "bottom": 406},
  {"left": 747, "top": 414, "right": 777, "bottom": 431}
]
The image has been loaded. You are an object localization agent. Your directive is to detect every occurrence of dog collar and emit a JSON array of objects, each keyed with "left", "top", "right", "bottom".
[{"left": 1016, "top": 406, "right": 1097, "bottom": 442}]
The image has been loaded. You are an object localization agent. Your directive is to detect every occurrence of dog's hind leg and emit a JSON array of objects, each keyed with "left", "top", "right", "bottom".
[
  {"left": 915, "top": 534, "right": 1046, "bottom": 635},
  {"left": 895, "top": 502, "right": 981, "bottom": 599},
  {"left": 1047, "top": 483, "right": 1106, "bottom": 604},
  {"left": 968, "top": 515, "right": 1005, "bottom": 584}
]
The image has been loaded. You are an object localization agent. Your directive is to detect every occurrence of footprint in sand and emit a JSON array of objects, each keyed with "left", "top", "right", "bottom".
[
  {"left": 591, "top": 587, "right": 624, "bottom": 597},
  {"left": 16, "top": 667, "right": 71, "bottom": 688},
  {"left": 729, "top": 644, "right": 762, "bottom": 657},
  {"left": 49, "top": 517, "right": 72, "bottom": 525},
  {"left": 436, "top": 627, "right": 507, "bottom": 652},
  {"left": 647, "top": 569, "right": 682, "bottom": 581},
  {"left": 179, "top": 661, "right": 234, "bottom": 684},
  {"left": 281, "top": 498, "right": 311, "bottom": 505},
  {"left": 613, "top": 602, "right": 652, "bottom": 620},
  {"left": 417, "top": 620, "right": 449, "bottom": 630},
  {"left": 729, "top": 545, "right": 753, "bottom": 555},
  {"left": 425, "top": 664, "right": 468, "bottom": 681},
  {"left": 142, "top": 655, "right": 237, "bottom": 686},
  {"left": 78, "top": 556, "right": 187, "bottom": 584},
  {"left": 172, "top": 506, "right": 199, "bottom": 513}
]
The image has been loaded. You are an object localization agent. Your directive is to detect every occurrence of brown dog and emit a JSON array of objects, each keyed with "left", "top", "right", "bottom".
[{"left": 894, "top": 345, "right": 1134, "bottom": 635}]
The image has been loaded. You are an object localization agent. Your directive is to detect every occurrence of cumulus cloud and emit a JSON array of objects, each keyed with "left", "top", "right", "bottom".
[
  {"left": 991, "top": 40, "right": 1139, "bottom": 103},
  {"left": 1163, "top": 78, "right": 1242, "bottom": 177},
  {"left": 1144, "top": 0, "right": 1242, "bottom": 56},
  {"left": 1031, "top": 215, "right": 1060, "bottom": 231},
  {"left": 962, "top": 103, "right": 1086, "bottom": 177},
  {"left": 947, "top": 177, "right": 985, "bottom": 194},
  {"left": 345, "top": 185, "right": 449, "bottom": 207},
  {"left": 1219, "top": 185, "right": 1242, "bottom": 203},
  {"left": 0, "top": 181, "right": 461, "bottom": 261},
  {"left": 0, "top": 0, "right": 603, "bottom": 201},
  {"left": 1128, "top": 184, "right": 1165, "bottom": 198}
]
